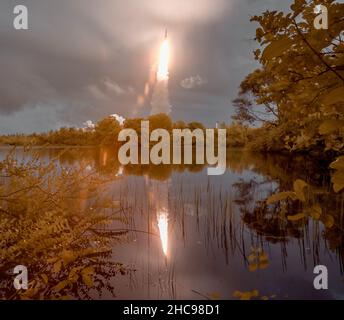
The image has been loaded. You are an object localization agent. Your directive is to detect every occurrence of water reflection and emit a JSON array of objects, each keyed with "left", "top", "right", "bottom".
[
  {"left": 148, "top": 178, "right": 170, "bottom": 257},
  {"left": 0, "top": 147, "right": 343, "bottom": 299}
]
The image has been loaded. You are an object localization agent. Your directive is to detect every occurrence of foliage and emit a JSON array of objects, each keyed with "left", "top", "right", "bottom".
[
  {"left": 247, "top": 247, "right": 269, "bottom": 272},
  {"left": 234, "top": 0, "right": 344, "bottom": 154},
  {"left": 233, "top": 290, "right": 259, "bottom": 300},
  {"left": 266, "top": 178, "right": 338, "bottom": 230},
  {"left": 0, "top": 149, "right": 129, "bottom": 299},
  {"left": 329, "top": 155, "right": 344, "bottom": 192},
  {"left": 95, "top": 116, "right": 121, "bottom": 146},
  {"left": 225, "top": 123, "right": 252, "bottom": 148},
  {"left": 0, "top": 114, "right": 216, "bottom": 149}
]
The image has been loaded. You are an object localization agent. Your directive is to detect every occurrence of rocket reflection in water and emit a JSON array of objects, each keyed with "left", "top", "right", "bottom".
[{"left": 148, "top": 178, "right": 170, "bottom": 257}]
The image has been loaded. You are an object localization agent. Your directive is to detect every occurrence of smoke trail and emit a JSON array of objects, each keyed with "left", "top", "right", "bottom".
[{"left": 150, "top": 79, "right": 171, "bottom": 115}]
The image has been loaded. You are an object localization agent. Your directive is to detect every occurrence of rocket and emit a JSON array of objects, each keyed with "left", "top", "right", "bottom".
[{"left": 165, "top": 28, "right": 168, "bottom": 39}]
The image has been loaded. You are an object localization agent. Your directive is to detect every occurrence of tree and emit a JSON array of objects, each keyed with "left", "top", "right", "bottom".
[
  {"left": 147, "top": 113, "right": 173, "bottom": 132},
  {"left": 95, "top": 117, "right": 121, "bottom": 146},
  {"left": 187, "top": 121, "right": 206, "bottom": 131},
  {"left": 234, "top": 0, "right": 344, "bottom": 153}
]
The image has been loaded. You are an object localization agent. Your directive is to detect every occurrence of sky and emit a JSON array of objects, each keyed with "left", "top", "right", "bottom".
[{"left": 0, "top": 0, "right": 290, "bottom": 134}]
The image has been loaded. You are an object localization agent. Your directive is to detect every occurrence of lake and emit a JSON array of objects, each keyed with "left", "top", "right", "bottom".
[{"left": 0, "top": 147, "right": 343, "bottom": 300}]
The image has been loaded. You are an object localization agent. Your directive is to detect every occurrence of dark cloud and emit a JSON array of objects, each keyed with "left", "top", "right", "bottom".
[{"left": 0, "top": 0, "right": 291, "bottom": 133}]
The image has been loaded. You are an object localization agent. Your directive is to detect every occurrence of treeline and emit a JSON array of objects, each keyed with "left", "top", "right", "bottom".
[{"left": 0, "top": 113, "right": 252, "bottom": 148}]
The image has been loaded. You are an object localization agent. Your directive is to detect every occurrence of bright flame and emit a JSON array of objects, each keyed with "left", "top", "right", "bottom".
[
  {"left": 157, "top": 39, "right": 169, "bottom": 81},
  {"left": 157, "top": 209, "right": 169, "bottom": 256}
]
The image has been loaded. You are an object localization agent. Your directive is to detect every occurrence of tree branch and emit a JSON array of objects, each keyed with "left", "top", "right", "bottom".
[{"left": 293, "top": 19, "right": 344, "bottom": 83}]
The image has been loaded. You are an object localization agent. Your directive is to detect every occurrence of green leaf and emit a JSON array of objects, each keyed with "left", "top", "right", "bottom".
[
  {"left": 293, "top": 179, "right": 307, "bottom": 202},
  {"left": 266, "top": 191, "right": 297, "bottom": 204}
]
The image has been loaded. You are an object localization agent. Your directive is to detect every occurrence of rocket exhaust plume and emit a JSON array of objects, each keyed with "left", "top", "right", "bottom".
[
  {"left": 150, "top": 30, "right": 171, "bottom": 115},
  {"left": 156, "top": 38, "right": 169, "bottom": 82}
]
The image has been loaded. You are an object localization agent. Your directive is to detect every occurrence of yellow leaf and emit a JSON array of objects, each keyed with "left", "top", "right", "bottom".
[
  {"left": 259, "top": 260, "right": 269, "bottom": 270},
  {"left": 68, "top": 267, "right": 81, "bottom": 283},
  {"left": 319, "top": 120, "right": 344, "bottom": 135},
  {"left": 248, "top": 263, "right": 258, "bottom": 272},
  {"left": 332, "top": 172, "right": 344, "bottom": 193},
  {"left": 53, "top": 280, "right": 70, "bottom": 293},
  {"left": 41, "top": 274, "right": 48, "bottom": 284},
  {"left": 309, "top": 205, "right": 322, "bottom": 220},
  {"left": 53, "top": 260, "right": 62, "bottom": 273},
  {"left": 259, "top": 252, "right": 269, "bottom": 263},
  {"left": 287, "top": 213, "right": 306, "bottom": 221},
  {"left": 293, "top": 179, "right": 307, "bottom": 202},
  {"left": 233, "top": 290, "right": 259, "bottom": 300},
  {"left": 330, "top": 156, "right": 344, "bottom": 171},
  {"left": 323, "top": 215, "right": 335, "bottom": 229},
  {"left": 47, "top": 257, "right": 58, "bottom": 264},
  {"left": 262, "top": 38, "right": 294, "bottom": 61},
  {"left": 322, "top": 87, "right": 344, "bottom": 105},
  {"left": 334, "top": 183, "right": 344, "bottom": 193},
  {"left": 209, "top": 292, "right": 221, "bottom": 300},
  {"left": 61, "top": 250, "right": 76, "bottom": 265},
  {"left": 82, "top": 274, "right": 93, "bottom": 288},
  {"left": 81, "top": 266, "right": 94, "bottom": 276},
  {"left": 266, "top": 191, "right": 297, "bottom": 204},
  {"left": 248, "top": 253, "right": 256, "bottom": 262}
]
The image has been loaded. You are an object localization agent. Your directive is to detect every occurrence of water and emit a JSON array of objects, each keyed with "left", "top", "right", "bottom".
[{"left": 1, "top": 147, "right": 343, "bottom": 300}]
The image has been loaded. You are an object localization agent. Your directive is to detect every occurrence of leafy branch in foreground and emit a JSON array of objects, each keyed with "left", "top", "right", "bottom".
[
  {"left": 234, "top": 0, "right": 344, "bottom": 154},
  {"left": 0, "top": 149, "right": 130, "bottom": 299}
]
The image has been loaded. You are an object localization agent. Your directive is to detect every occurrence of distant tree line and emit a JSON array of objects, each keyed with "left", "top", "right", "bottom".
[{"left": 0, "top": 113, "right": 250, "bottom": 148}]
